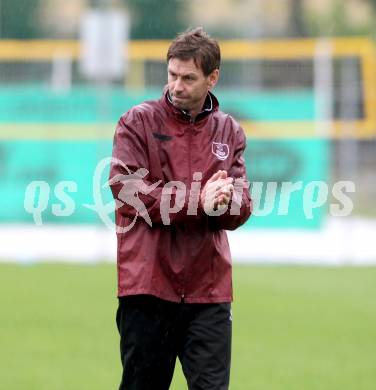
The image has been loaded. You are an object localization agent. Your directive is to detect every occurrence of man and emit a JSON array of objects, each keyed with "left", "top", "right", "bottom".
[{"left": 109, "top": 27, "right": 252, "bottom": 390}]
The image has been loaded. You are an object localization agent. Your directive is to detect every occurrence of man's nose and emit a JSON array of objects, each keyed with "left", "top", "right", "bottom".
[{"left": 173, "top": 78, "right": 184, "bottom": 93}]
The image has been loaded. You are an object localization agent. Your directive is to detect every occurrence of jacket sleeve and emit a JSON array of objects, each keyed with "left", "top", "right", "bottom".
[
  {"left": 109, "top": 110, "right": 205, "bottom": 226},
  {"left": 208, "top": 125, "right": 252, "bottom": 231}
]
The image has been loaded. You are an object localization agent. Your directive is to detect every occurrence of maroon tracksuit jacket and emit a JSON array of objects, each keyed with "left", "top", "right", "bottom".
[{"left": 109, "top": 89, "right": 252, "bottom": 303}]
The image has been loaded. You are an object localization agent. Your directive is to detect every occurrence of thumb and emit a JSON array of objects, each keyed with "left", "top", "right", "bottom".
[
  {"left": 218, "top": 170, "right": 228, "bottom": 179},
  {"left": 207, "top": 170, "right": 227, "bottom": 184}
]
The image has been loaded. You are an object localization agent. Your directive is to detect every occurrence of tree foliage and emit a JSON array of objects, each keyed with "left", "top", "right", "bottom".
[
  {"left": 0, "top": 0, "right": 41, "bottom": 38},
  {"left": 124, "top": 0, "right": 188, "bottom": 39}
]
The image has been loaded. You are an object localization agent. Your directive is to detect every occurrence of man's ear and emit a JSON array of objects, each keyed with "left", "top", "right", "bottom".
[{"left": 207, "top": 69, "right": 219, "bottom": 90}]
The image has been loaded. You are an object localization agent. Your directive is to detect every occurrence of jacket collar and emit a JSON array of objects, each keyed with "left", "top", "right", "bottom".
[{"left": 161, "top": 86, "right": 219, "bottom": 123}]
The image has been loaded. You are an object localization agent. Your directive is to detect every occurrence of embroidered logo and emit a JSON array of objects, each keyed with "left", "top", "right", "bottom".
[{"left": 212, "top": 142, "right": 229, "bottom": 161}]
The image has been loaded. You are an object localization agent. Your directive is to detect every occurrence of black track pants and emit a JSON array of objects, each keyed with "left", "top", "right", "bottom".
[{"left": 116, "top": 295, "right": 232, "bottom": 390}]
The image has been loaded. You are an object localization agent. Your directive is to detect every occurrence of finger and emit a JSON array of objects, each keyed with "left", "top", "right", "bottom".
[
  {"left": 215, "top": 194, "right": 230, "bottom": 209},
  {"left": 207, "top": 170, "right": 227, "bottom": 184},
  {"left": 216, "top": 191, "right": 231, "bottom": 203},
  {"left": 218, "top": 170, "right": 228, "bottom": 179},
  {"left": 216, "top": 194, "right": 225, "bottom": 204},
  {"left": 219, "top": 183, "right": 234, "bottom": 193},
  {"left": 220, "top": 177, "right": 233, "bottom": 186},
  {"left": 206, "top": 171, "right": 222, "bottom": 184},
  {"left": 218, "top": 193, "right": 231, "bottom": 206},
  {"left": 216, "top": 184, "right": 234, "bottom": 199},
  {"left": 206, "top": 180, "right": 233, "bottom": 205},
  {"left": 213, "top": 179, "right": 234, "bottom": 193},
  {"left": 215, "top": 189, "right": 233, "bottom": 203}
]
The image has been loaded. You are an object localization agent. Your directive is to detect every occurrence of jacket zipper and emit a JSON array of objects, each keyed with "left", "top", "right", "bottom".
[{"left": 180, "top": 118, "right": 194, "bottom": 303}]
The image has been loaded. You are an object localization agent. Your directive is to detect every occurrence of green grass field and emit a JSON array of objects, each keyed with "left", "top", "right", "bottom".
[{"left": 0, "top": 263, "right": 375, "bottom": 390}]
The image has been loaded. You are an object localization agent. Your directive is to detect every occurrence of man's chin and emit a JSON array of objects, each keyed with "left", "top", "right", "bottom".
[{"left": 172, "top": 100, "right": 188, "bottom": 110}]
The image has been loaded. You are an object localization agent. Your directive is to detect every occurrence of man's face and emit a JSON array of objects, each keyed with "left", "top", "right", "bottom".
[{"left": 167, "top": 57, "right": 218, "bottom": 116}]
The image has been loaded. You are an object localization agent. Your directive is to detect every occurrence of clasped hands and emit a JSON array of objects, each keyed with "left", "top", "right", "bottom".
[{"left": 200, "top": 170, "right": 234, "bottom": 214}]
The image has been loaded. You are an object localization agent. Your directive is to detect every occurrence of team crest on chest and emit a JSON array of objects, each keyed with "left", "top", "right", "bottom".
[{"left": 212, "top": 142, "right": 229, "bottom": 161}]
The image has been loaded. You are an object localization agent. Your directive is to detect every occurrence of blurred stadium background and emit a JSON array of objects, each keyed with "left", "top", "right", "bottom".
[{"left": 0, "top": 0, "right": 375, "bottom": 389}]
